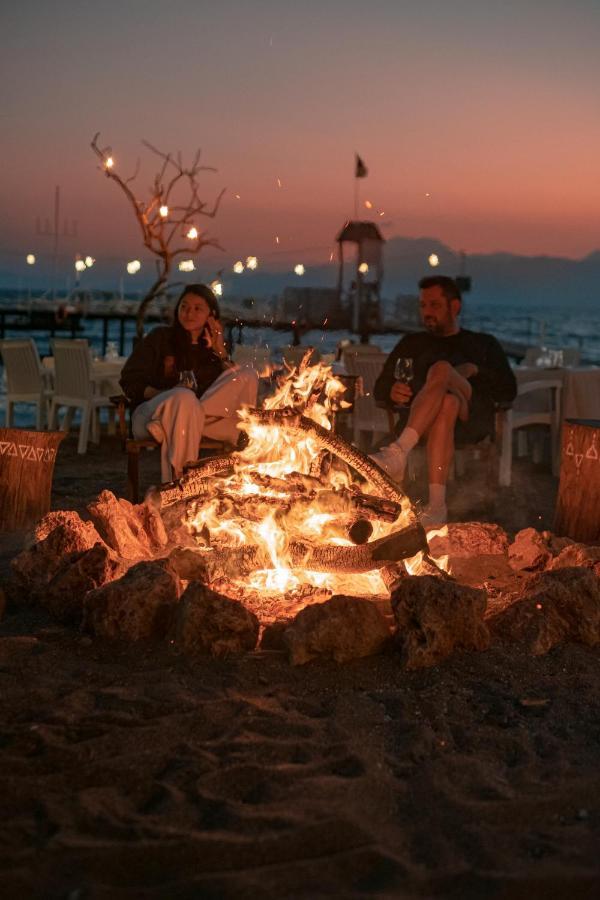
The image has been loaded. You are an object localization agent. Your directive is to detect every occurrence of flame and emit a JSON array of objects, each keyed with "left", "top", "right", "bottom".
[{"left": 184, "top": 358, "right": 411, "bottom": 608}]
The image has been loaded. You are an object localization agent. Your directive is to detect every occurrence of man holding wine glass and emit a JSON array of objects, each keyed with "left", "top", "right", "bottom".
[{"left": 371, "top": 275, "right": 516, "bottom": 526}]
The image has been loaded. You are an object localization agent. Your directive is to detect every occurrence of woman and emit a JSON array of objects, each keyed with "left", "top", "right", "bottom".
[{"left": 120, "top": 284, "right": 258, "bottom": 482}]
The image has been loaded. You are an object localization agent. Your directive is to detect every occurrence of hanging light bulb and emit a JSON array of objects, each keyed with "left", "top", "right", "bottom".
[
  {"left": 159, "top": 205, "right": 169, "bottom": 218},
  {"left": 211, "top": 280, "right": 223, "bottom": 296},
  {"left": 233, "top": 261, "right": 245, "bottom": 274},
  {"left": 358, "top": 262, "right": 369, "bottom": 274},
  {"left": 84, "top": 256, "right": 95, "bottom": 268},
  {"left": 105, "top": 156, "right": 114, "bottom": 169},
  {"left": 186, "top": 226, "right": 198, "bottom": 240},
  {"left": 178, "top": 259, "right": 195, "bottom": 272},
  {"left": 127, "top": 260, "right": 141, "bottom": 274},
  {"left": 26, "top": 253, "right": 36, "bottom": 265},
  {"left": 428, "top": 253, "right": 440, "bottom": 267},
  {"left": 246, "top": 256, "right": 258, "bottom": 270},
  {"left": 294, "top": 264, "right": 305, "bottom": 276}
]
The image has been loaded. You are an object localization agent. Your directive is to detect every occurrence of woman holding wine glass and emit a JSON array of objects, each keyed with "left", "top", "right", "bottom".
[{"left": 120, "top": 284, "right": 258, "bottom": 482}]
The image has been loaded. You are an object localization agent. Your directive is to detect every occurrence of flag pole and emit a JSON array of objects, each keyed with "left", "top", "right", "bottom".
[{"left": 354, "top": 176, "right": 358, "bottom": 218}]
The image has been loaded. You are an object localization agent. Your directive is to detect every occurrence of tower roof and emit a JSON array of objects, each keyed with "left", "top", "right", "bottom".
[{"left": 336, "top": 220, "right": 385, "bottom": 245}]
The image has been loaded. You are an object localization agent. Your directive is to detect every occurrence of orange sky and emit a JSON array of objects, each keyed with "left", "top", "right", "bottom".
[{"left": 2, "top": 0, "right": 599, "bottom": 280}]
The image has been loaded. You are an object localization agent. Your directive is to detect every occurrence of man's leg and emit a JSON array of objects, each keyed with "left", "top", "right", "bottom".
[
  {"left": 371, "top": 361, "right": 472, "bottom": 481},
  {"left": 421, "top": 392, "right": 461, "bottom": 526}
]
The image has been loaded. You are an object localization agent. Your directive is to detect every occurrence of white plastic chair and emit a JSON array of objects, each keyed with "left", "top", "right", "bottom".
[
  {"left": 341, "top": 353, "right": 389, "bottom": 450},
  {"left": 231, "top": 345, "right": 272, "bottom": 375},
  {"left": 48, "top": 339, "right": 113, "bottom": 454},
  {"left": 0, "top": 338, "right": 52, "bottom": 429},
  {"left": 498, "top": 378, "right": 563, "bottom": 486}
]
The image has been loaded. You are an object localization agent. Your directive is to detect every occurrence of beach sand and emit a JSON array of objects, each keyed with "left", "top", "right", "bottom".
[{"left": 1, "top": 436, "right": 599, "bottom": 898}]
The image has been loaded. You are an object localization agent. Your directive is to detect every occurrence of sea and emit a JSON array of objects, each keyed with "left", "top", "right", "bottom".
[{"left": 1, "top": 289, "right": 598, "bottom": 429}]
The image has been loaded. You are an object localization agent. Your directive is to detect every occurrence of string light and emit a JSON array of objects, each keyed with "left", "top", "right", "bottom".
[
  {"left": 159, "top": 205, "right": 169, "bottom": 218},
  {"left": 105, "top": 156, "right": 114, "bottom": 169},
  {"left": 26, "top": 254, "right": 35, "bottom": 265},
  {"left": 294, "top": 264, "right": 305, "bottom": 276},
  {"left": 74, "top": 259, "right": 86, "bottom": 273},
  {"left": 428, "top": 253, "right": 439, "bottom": 267},
  {"left": 233, "top": 261, "right": 244, "bottom": 273},
  {"left": 186, "top": 226, "right": 198, "bottom": 240},
  {"left": 211, "top": 279, "right": 223, "bottom": 296},
  {"left": 246, "top": 256, "right": 258, "bottom": 270},
  {"left": 358, "top": 262, "right": 369, "bottom": 274},
  {"left": 127, "top": 260, "right": 141, "bottom": 274},
  {"left": 179, "top": 259, "right": 195, "bottom": 272},
  {"left": 84, "top": 256, "right": 95, "bottom": 268}
]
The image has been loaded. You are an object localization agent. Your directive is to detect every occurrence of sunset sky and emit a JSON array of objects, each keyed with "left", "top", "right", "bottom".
[{"left": 2, "top": 0, "right": 599, "bottom": 284}]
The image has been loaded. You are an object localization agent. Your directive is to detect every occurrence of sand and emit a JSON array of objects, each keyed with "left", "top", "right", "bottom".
[{"left": 1, "top": 436, "right": 599, "bottom": 898}]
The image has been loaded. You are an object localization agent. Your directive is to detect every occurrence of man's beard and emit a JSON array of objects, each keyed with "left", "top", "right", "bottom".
[{"left": 423, "top": 318, "right": 445, "bottom": 335}]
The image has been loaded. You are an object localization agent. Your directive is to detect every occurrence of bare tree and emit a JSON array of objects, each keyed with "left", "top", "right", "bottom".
[{"left": 91, "top": 133, "right": 225, "bottom": 337}]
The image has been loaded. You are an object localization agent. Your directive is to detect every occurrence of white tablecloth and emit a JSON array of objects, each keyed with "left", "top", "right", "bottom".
[{"left": 515, "top": 366, "right": 600, "bottom": 421}]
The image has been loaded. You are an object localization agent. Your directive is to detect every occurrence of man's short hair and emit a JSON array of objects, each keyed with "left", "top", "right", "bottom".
[{"left": 418, "top": 275, "right": 462, "bottom": 303}]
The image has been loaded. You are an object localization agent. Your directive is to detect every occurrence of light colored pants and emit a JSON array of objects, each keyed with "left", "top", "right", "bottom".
[{"left": 132, "top": 366, "right": 259, "bottom": 481}]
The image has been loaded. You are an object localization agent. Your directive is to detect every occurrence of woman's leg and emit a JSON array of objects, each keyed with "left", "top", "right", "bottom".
[
  {"left": 199, "top": 367, "right": 259, "bottom": 443},
  {"left": 133, "top": 387, "right": 205, "bottom": 482}
]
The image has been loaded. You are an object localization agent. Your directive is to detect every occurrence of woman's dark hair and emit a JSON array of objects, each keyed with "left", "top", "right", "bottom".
[{"left": 172, "top": 283, "right": 221, "bottom": 370}]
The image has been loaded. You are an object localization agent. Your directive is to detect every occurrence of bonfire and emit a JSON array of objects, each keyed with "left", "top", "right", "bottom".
[{"left": 151, "top": 352, "right": 431, "bottom": 620}]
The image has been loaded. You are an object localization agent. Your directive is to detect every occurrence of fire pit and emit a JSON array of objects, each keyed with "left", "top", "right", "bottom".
[{"left": 149, "top": 353, "right": 430, "bottom": 620}]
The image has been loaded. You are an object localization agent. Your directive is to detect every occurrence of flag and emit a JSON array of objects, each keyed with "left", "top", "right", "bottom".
[{"left": 355, "top": 154, "right": 368, "bottom": 178}]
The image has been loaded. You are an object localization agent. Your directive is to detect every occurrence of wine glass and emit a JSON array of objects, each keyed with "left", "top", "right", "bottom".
[
  {"left": 178, "top": 370, "right": 198, "bottom": 391},
  {"left": 394, "top": 357, "right": 414, "bottom": 384}
]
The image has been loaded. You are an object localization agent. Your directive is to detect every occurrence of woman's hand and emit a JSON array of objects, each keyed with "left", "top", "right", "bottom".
[
  {"left": 143, "top": 386, "right": 161, "bottom": 400},
  {"left": 205, "top": 315, "right": 228, "bottom": 359}
]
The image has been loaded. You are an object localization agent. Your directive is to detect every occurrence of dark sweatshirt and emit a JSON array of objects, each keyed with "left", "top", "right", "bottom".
[
  {"left": 374, "top": 329, "right": 517, "bottom": 437},
  {"left": 120, "top": 326, "right": 226, "bottom": 410}
]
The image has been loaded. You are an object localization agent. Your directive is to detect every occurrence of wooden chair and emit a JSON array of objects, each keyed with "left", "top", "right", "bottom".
[{"left": 110, "top": 394, "right": 233, "bottom": 502}]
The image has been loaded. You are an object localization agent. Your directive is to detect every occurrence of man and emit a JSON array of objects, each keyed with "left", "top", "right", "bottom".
[{"left": 371, "top": 275, "right": 517, "bottom": 526}]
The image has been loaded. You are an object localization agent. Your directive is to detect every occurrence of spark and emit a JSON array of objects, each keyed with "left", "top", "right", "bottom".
[
  {"left": 235, "top": 193, "right": 241, "bottom": 199},
  {"left": 378, "top": 210, "right": 385, "bottom": 217},
  {"left": 277, "top": 177, "right": 282, "bottom": 188},
  {"left": 275, "top": 235, "right": 280, "bottom": 244},
  {"left": 364, "top": 200, "right": 373, "bottom": 209}
]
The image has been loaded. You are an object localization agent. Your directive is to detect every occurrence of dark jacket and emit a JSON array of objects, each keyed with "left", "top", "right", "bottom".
[
  {"left": 374, "top": 329, "right": 517, "bottom": 442},
  {"left": 120, "top": 326, "right": 226, "bottom": 410}
]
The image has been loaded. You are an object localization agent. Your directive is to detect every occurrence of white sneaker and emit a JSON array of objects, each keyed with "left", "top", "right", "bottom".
[
  {"left": 420, "top": 503, "right": 448, "bottom": 528},
  {"left": 370, "top": 445, "right": 407, "bottom": 482}
]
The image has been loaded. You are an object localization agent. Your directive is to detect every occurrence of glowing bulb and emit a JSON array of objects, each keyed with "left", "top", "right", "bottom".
[
  {"left": 26, "top": 254, "right": 35, "bottom": 265},
  {"left": 186, "top": 226, "right": 198, "bottom": 240},
  {"left": 105, "top": 156, "right": 114, "bottom": 169},
  {"left": 127, "top": 260, "right": 141, "bottom": 274},
  {"left": 246, "top": 256, "right": 258, "bottom": 270},
  {"left": 178, "top": 259, "right": 195, "bottom": 272},
  {"left": 358, "top": 262, "right": 369, "bottom": 274},
  {"left": 233, "top": 261, "right": 245, "bottom": 274},
  {"left": 84, "top": 256, "right": 95, "bottom": 268},
  {"left": 364, "top": 200, "right": 373, "bottom": 209},
  {"left": 294, "top": 264, "right": 305, "bottom": 276},
  {"left": 428, "top": 253, "right": 439, "bottom": 267},
  {"left": 211, "top": 280, "right": 223, "bottom": 296},
  {"left": 74, "top": 259, "right": 86, "bottom": 273},
  {"left": 159, "top": 205, "right": 169, "bottom": 218}
]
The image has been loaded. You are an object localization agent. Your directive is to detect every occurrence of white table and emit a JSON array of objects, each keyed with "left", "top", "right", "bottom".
[{"left": 515, "top": 366, "right": 600, "bottom": 421}]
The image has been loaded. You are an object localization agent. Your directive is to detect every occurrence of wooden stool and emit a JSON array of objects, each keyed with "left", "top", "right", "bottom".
[
  {"left": 0, "top": 428, "right": 65, "bottom": 531},
  {"left": 554, "top": 418, "right": 600, "bottom": 543}
]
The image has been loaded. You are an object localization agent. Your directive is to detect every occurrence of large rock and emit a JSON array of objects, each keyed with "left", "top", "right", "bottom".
[
  {"left": 489, "top": 567, "right": 600, "bottom": 655},
  {"left": 174, "top": 582, "right": 259, "bottom": 656},
  {"left": 508, "top": 528, "right": 571, "bottom": 572},
  {"left": 283, "top": 595, "right": 391, "bottom": 665},
  {"left": 87, "top": 490, "right": 167, "bottom": 561},
  {"left": 43, "top": 543, "right": 123, "bottom": 624},
  {"left": 391, "top": 575, "right": 489, "bottom": 669},
  {"left": 10, "top": 511, "right": 105, "bottom": 600},
  {"left": 84, "top": 559, "right": 181, "bottom": 641},
  {"left": 547, "top": 543, "right": 600, "bottom": 573},
  {"left": 0, "top": 587, "right": 5, "bottom": 622},
  {"left": 427, "top": 522, "right": 509, "bottom": 560}
]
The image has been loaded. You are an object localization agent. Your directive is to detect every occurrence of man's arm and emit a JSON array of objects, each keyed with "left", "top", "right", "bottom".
[{"left": 476, "top": 335, "right": 517, "bottom": 404}]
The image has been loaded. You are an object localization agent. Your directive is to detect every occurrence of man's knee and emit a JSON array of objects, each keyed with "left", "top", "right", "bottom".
[{"left": 426, "top": 360, "right": 453, "bottom": 386}]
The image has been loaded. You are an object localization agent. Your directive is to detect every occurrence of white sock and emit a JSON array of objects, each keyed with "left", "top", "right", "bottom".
[
  {"left": 396, "top": 427, "right": 419, "bottom": 454},
  {"left": 429, "top": 483, "right": 446, "bottom": 508}
]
